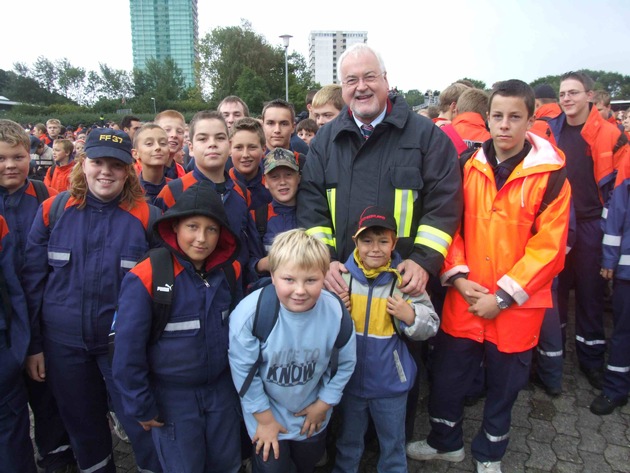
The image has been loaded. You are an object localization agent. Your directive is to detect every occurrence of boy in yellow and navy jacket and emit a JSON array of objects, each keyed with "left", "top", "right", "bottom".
[{"left": 332, "top": 206, "right": 439, "bottom": 473}]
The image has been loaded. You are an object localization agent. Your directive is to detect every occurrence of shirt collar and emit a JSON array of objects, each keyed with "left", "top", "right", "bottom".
[{"left": 352, "top": 106, "right": 387, "bottom": 130}]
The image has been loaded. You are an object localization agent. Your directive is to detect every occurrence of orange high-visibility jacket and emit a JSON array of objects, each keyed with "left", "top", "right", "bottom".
[{"left": 440, "top": 133, "right": 571, "bottom": 353}]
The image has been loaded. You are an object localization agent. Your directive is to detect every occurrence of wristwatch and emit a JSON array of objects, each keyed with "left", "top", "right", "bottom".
[{"left": 495, "top": 294, "right": 509, "bottom": 310}]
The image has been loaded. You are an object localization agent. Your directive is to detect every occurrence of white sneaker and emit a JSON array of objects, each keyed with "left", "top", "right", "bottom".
[
  {"left": 406, "top": 439, "right": 465, "bottom": 462},
  {"left": 476, "top": 460, "right": 502, "bottom": 472}
]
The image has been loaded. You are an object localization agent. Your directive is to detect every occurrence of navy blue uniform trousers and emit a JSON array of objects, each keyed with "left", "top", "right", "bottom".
[
  {"left": 427, "top": 331, "right": 532, "bottom": 462},
  {"left": 44, "top": 340, "right": 161, "bottom": 473},
  {"left": 603, "top": 279, "right": 630, "bottom": 401},
  {"left": 558, "top": 219, "right": 607, "bottom": 369}
]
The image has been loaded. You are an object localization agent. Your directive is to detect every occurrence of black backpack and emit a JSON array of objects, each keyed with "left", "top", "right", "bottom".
[
  {"left": 238, "top": 283, "right": 354, "bottom": 398},
  {"left": 108, "top": 247, "right": 239, "bottom": 358}
]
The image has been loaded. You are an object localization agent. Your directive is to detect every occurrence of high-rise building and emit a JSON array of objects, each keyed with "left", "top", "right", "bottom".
[
  {"left": 308, "top": 31, "right": 368, "bottom": 85},
  {"left": 130, "top": 0, "right": 198, "bottom": 87}
]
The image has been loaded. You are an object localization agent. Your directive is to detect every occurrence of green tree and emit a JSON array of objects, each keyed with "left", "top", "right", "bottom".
[
  {"left": 57, "top": 59, "right": 87, "bottom": 105},
  {"left": 133, "top": 57, "right": 187, "bottom": 107},
  {"left": 530, "top": 69, "right": 630, "bottom": 99},
  {"left": 403, "top": 89, "right": 424, "bottom": 108},
  {"left": 198, "top": 20, "right": 317, "bottom": 114},
  {"left": 459, "top": 77, "right": 487, "bottom": 90}
]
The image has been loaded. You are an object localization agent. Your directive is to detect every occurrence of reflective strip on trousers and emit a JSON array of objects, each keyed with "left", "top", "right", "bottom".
[
  {"left": 429, "top": 415, "right": 461, "bottom": 428},
  {"left": 603, "top": 234, "right": 621, "bottom": 247},
  {"left": 575, "top": 335, "right": 606, "bottom": 346},
  {"left": 536, "top": 347, "right": 563, "bottom": 357},
  {"left": 485, "top": 429, "right": 510, "bottom": 442},
  {"left": 606, "top": 364, "right": 630, "bottom": 373}
]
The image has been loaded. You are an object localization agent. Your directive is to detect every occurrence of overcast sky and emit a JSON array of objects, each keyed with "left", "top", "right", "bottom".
[{"left": 2, "top": 0, "right": 629, "bottom": 94}]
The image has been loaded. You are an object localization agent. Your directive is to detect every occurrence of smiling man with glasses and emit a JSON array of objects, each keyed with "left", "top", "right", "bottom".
[
  {"left": 297, "top": 43, "right": 463, "bottom": 471},
  {"left": 548, "top": 71, "right": 630, "bottom": 401}
]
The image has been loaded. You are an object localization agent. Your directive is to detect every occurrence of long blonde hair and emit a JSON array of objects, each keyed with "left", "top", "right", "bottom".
[{"left": 69, "top": 154, "right": 145, "bottom": 210}]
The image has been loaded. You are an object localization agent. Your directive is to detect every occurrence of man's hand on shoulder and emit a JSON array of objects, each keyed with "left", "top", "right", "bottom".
[
  {"left": 396, "top": 259, "right": 429, "bottom": 297},
  {"left": 324, "top": 261, "right": 349, "bottom": 297}
]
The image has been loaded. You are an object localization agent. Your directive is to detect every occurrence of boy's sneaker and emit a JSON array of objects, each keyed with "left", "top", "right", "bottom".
[
  {"left": 476, "top": 460, "right": 502, "bottom": 472},
  {"left": 406, "top": 440, "right": 465, "bottom": 462}
]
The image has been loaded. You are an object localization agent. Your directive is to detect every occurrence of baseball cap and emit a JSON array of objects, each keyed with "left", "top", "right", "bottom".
[
  {"left": 264, "top": 148, "right": 299, "bottom": 174},
  {"left": 29, "top": 135, "right": 42, "bottom": 154},
  {"left": 534, "top": 84, "right": 557, "bottom": 100},
  {"left": 353, "top": 205, "right": 397, "bottom": 239},
  {"left": 84, "top": 128, "right": 133, "bottom": 164}
]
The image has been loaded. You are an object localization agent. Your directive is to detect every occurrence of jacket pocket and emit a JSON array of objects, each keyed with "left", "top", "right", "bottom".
[{"left": 390, "top": 166, "right": 423, "bottom": 191}]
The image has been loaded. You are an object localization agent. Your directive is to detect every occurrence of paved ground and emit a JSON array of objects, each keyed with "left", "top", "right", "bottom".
[{"left": 108, "top": 302, "right": 630, "bottom": 473}]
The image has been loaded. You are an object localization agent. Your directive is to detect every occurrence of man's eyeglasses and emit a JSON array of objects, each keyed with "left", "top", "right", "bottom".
[
  {"left": 341, "top": 72, "right": 385, "bottom": 87},
  {"left": 559, "top": 90, "right": 586, "bottom": 99}
]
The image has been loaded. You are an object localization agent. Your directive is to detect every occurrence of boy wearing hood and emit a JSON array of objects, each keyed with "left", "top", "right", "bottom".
[{"left": 112, "top": 181, "right": 243, "bottom": 473}]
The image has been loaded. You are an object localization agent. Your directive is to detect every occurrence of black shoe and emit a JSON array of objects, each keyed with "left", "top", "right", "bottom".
[
  {"left": 589, "top": 394, "right": 628, "bottom": 415},
  {"left": 580, "top": 366, "right": 604, "bottom": 390},
  {"left": 530, "top": 373, "right": 562, "bottom": 397}
]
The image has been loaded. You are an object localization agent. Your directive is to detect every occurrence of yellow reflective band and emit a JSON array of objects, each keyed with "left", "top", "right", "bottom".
[
  {"left": 306, "top": 226, "right": 336, "bottom": 248},
  {"left": 415, "top": 225, "right": 453, "bottom": 257},
  {"left": 393, "top": 189, "right": 415, "bottom": 238},
  {"left": 326, "top": 188, "right": 337, "bottom": 234}
]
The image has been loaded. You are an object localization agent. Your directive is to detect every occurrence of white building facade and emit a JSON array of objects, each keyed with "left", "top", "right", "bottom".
[{"left": 308, "top": 31, "right": 368, "bottom": 85}]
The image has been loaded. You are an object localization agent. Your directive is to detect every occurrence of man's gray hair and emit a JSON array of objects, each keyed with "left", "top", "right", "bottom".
[{"left": 337, "top": 43, "right": 386, "bottom": 82}]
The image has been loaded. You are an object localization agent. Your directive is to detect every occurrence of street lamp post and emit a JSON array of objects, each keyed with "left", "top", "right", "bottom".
[
  {"left": 150, "top": 97, "right": 156, "bottom": 114},
  {"left": 279, "top": 35, "right": 292, "bottom": 102}
]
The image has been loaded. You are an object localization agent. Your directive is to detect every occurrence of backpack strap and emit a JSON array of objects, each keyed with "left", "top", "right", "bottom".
[
  {"left": 531, "top": 167, "right": 567, "bottom": 234},
  {"left": 168, "top": 178, "right": 185, "bottom": 203},
  {"left": 31, "top": 180, "right": 50, "bottom": 205},
  {"left": 48, "top": 192, "right": 72, "bottom": 230},
  {"left": 222, "top": 262, "right": 239, "bottom": 311},
  {"left": 342, "top": 272, "right": 403, "bottom": 337},
  {"left": 328, "top": 291, "right": 354, "bottom": 380},
  {"left": 613, "top": 132, "right": 628, "bottom": 155},
  {"left": 239, "top": 284, "right": 279, "bottom": 398},
  {"left": 254, "top": 204, "right": 270, "bottom": 239},
  {"left": 148, "top": 247, "right": 174, "bottom": 345}
]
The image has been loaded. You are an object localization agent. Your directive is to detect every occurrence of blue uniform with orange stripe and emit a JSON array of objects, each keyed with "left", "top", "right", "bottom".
[
  {"left": 0, "top": 179, "right": 77, "bottom": 473},
  {"left": 113, "top": 181, "right": 243, "bottom": 472},
  {"left": 0, "top": 180, "right": 57, "bottom": 270},
  {"left": 601, "top": 154, "right": 630, "bottom": 402},
  {"left": 21, "top": 192, "right": 162, "bottom": 473},
  {"left": 0, "top": 216, "right": 36, "bottom": 473}
]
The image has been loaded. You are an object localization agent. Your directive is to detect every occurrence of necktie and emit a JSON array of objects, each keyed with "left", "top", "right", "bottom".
[{"left": 361, "top": 124, "right": 374, "bottom": 140}]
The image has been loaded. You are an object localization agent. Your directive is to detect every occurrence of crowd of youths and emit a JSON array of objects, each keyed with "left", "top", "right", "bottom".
[{"left": 1, "top": 42, "right": 629, "bottom": 473}]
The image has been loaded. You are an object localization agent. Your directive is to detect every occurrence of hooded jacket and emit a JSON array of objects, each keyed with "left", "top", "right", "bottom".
[
  {"left": 440, "top": 133, "right": 571, "bottom": 353},
  {"left": 113, "top": 181, "right": 242, "bottom": 422},
  {"left": 343, "top": 251, "right": 439, "bottom": 398}
]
